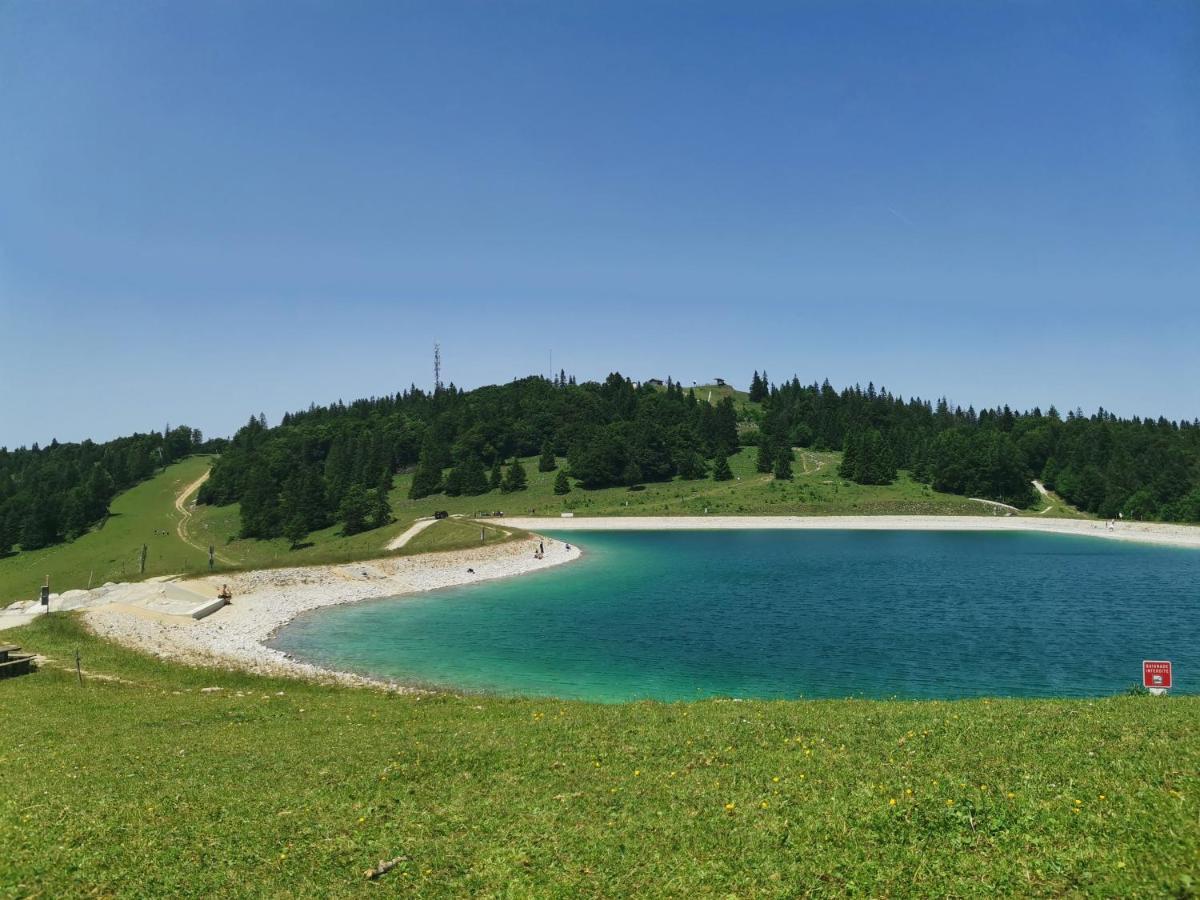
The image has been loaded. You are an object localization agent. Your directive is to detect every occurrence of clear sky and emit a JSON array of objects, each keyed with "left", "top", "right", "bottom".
[{"left": 2, "top": 1, "right": 1197, "bottom": 447}]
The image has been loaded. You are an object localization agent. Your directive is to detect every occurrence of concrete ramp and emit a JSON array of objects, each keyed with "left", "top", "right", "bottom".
[{"left": 188, "top": 597, "right": 228, "bottom": 620}]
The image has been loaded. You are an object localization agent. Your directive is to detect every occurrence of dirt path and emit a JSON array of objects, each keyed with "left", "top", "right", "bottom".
[
  {"left": 175, "top": 469, "right": 233, "bottom": 563},
  {"left": 968, "top": 497, "right": 1022, "bottom": 513},
  {"left": 798, "top": 451, "right": 825, "bottom": 476},
  {"left": 1032, "top": 480, "right": 1062, "bottom": 515},
  {"left": 385, "top": 517, "right": 439, "bottom": 551}
]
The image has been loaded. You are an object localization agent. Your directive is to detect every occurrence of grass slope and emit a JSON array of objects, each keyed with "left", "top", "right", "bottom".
[
  {"left": 0, "top": 456, "right": 216, "bottom": 604},
  {"left": 387, "top": 448, "right": 1015, "bottom": 522},
  {"left": 0, "top": 460, "right": 522, "bottom": 603},
  {"left": 2, "top": 615, "right": 1196, "bottom": 898}
]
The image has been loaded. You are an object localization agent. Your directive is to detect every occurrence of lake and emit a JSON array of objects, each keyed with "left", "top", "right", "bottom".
[{"left": 270, "top": 530, "right": 1200, "bottom": 702}]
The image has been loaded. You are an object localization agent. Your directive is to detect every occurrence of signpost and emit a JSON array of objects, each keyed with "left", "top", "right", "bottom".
[{"left": 1143, "top": 660, "right": 1172, "bottom": 696}]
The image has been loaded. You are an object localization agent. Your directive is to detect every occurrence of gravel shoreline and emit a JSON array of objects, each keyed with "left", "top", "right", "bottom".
[
  {"left": 82, "top": 535, "right": 580, "bottom": 689},
  {"left": 502, "top": 514, "right": 1200, "bottom": 549}
]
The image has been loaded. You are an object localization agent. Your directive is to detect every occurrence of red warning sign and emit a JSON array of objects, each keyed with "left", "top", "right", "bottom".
[{"left": 1143, "top": 660, "right": 1172, "bottom": 690}]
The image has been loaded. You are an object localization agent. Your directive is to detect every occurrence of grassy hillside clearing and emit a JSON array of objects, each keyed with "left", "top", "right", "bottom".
[
  {"left": 1, "top": 614, "right": 1196, "bottom": 897},
  {"left": 0, "top": 456, "right": 216, "bottom": 603},
  {"left": 0, "top": 460, "right": 516, "bottom": 604}
]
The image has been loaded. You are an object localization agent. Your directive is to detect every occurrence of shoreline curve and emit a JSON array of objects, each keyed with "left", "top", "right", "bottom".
[
  {"left": 81, "top": 534, "right": 581, "bottom": 689},
  {"left": 502, "top": 514, "right": 1200, "bottom": 550}
]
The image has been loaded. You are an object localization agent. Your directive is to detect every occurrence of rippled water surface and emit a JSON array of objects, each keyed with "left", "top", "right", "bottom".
[{"left": 270, "top": 530, "right": 1200, "bottom": 702}]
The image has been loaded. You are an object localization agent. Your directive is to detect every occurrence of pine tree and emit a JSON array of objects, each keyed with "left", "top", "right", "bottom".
[
  {"left": 371, "top": 471, "right": 394, "bottom": 528},
  {"left": 0, "top": 512, "right": 15, "bottom": 555},
  {"left": 278, "top": 471, "right": 309, "bottom": 546},
  {"left": 676, "top": 450, "right": 707, "bottom": 480},
  {"left": 756, "top": 441, "right": 774, "bottom": 473},
  {"left": 712, "top": 454, "right": 733, "bottom": 481},
  {"left": 283, "top": 509, "right": 308, "bottom": 549},
  {"left": 773, "top": 445, "right": 793, "bottom": 480},
  {"left": 240, "top": 465, "right": 282, "bottom": 538},
  {"left": 553, "top": 469, "right": 571, "bottom": 495},
  {"left": 339, "top": 484, "right": 371, "bottom": 535},
  {"left": 501, "top": 457, "right": 528, "bottom": 492},
  {"left": 714, "top": 397, "right": 739, "bottom": 455},
  {"left": 489, "top": 458, "right": 503, "bottom": 491},
  {"left": 749, "top": 371, "right": 768, "bottom": 403},
  {"left": 839, "top": 432, "right": 861, "bottom": 481},
  {"left": 408, "top": 440, "right": 445, "bottom": 499},
  {"left": 538, "top": 440, "right": 557, "bottom": 472},
  {"left": 622, "top": 460, "right": 643, "bottom": 486}
]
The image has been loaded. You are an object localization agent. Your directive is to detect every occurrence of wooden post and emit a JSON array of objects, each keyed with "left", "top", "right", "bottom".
[
  {"left": 480, "top": 527, "right": 485, "bottom": 544},
  {"left": 139, "top": 544, "right": 148, "bottom": 574},
  {"left": 209, "top": 545, "right": 215, "bottom": 570},
  {"left": 74, "top": 649, "right": 83, "bottom": 687}
]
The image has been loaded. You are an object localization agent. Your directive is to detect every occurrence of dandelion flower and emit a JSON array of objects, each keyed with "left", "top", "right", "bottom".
[
  {"left": 889, "top": 798, "right": 897, "bottom": 807},
  {"left": 724, "top": 802, "right": 736, "bottom": 812}
]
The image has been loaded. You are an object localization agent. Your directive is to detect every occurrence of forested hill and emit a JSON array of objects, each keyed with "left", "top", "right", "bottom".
[
  {"left": 198, "top": 372, "right": 1200, "bottom": 543},
  {"left": 0, "top": 426, "right": 212, "bottom": 554}
]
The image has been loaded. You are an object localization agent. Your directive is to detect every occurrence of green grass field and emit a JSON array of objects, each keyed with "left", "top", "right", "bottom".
[
  {"left": 2, "top": 614, "right": 1196, "bottom": 897},
  {"left": 0, "top": 456, "right": 216, "bottom": 604},
  {"left": 0, "top": 449, "right": 1087, "bottom": 604}
]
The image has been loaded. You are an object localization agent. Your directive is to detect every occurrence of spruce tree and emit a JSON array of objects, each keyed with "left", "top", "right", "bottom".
[
  {"left": 839, "top": 432, "right": 861, "bottom": 481},
  {"left": 457, "top": 455, "right": 489, "bottom": 496},
  {"left": 538, "top": 440, "right": 557, "bottom": 472},
  {"left": 677, "top": 450, "right": 707, "bottom": 480},
  {"left": 339, "top": 484, "right": 371, "bottom": 535},
  {"left": 773, "top": 445, "right": 793, "bottom": 480},
  {"left": 553, "top": 469, "right": 571, "bottom": 495},
  {"left": 408, "top": 444, "right": 444, "bottom": 499},
  {"left": 756, "top": 441, "right": 774, "bottom": 473},
  {"left": 0, "top": 513, "right": 15, "bottom": 555},
  {"left": 749, "top": 371, "right": 768, "bottom": 403},
  {"left": 712, "top": 454, "right": 733, "bottom": 481},
  {"left": 714, "top": 397, "right": 739, "bottom": 455},
  {"left": 283, "top": 510, "right": 308, "bottom": 549},
  {"left": 622, "top": 460, "right": 643, "bottom": 486},
  {"left": 371, "top": 471, "right": 394, "bottom": 527},
  {"left": 501, "top": 457, "right": 528, "bottom": 492},
  {"left": 489, "top": 458, "right": 503, "bottom": 490},
  {"left": 240, "top": 465, "right": 282, "bottom": 539}
]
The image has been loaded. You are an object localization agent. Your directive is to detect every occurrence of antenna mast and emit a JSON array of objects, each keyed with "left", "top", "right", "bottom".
[{"left": 434, "top": 342, "right": 442, "bottom": 393}]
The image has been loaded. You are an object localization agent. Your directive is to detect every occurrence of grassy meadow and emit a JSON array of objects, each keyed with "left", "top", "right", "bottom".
[
  {"left": 1, "top": 614, "right": 1196, "bottom": 897},
  {"left": 0, "top": 456, "right": 215, "bottom": 604}
]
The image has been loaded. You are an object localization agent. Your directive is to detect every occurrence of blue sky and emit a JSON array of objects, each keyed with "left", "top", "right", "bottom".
[{"left": 1, "top": 1, "right": 1197, "bottom": 446}]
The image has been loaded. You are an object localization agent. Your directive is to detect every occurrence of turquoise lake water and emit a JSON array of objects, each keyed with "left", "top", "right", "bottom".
[{"left": 270, "top": 530, "right": 1200, "bottom": 702}]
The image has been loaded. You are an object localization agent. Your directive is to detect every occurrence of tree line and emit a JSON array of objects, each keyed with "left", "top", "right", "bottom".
[
  {"left": 0, "top": 426, "right": 209, "bottom": 554},
  {"left": 753, "top": 375, "right": 1200, "bottom": 518},
  {"left": 198, "top": 374, "right": 747, "bottom": 543},
  {"left": 14, "top": 369, "right": 1198, "bottom": 556}
]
